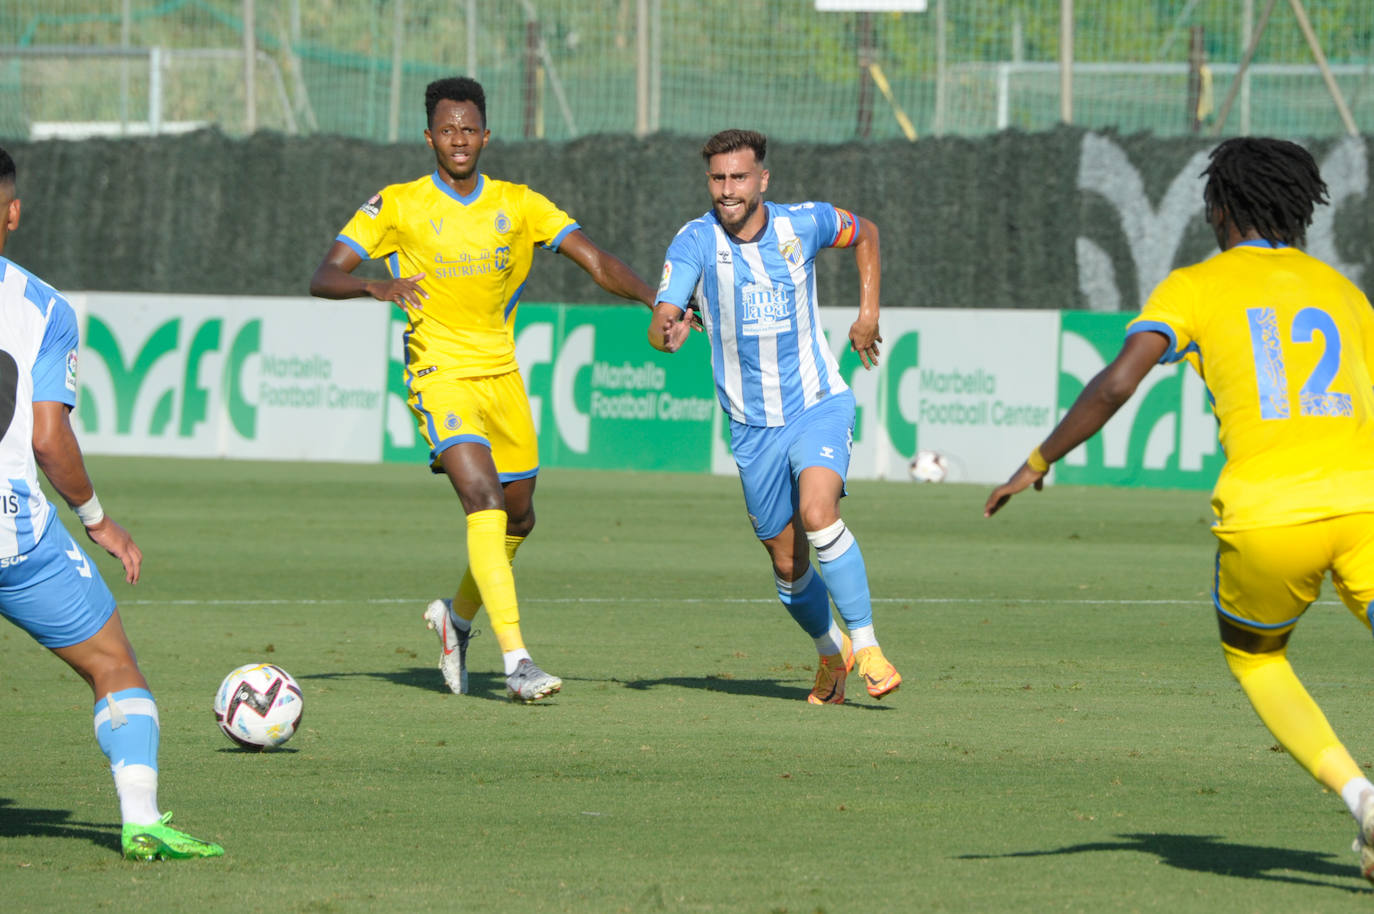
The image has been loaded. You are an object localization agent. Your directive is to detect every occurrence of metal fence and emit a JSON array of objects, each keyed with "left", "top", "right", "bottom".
[{"left": 3, "top": 1, "right": 1373, "bottom": 143}]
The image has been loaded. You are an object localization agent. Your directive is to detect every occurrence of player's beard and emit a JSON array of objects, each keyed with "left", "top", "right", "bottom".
[
  {"left": 440, "top": 155, "right": 479, "bottom": 184},
  {"left": 714, "top": 195, "right": 760, "bottom": 234}
]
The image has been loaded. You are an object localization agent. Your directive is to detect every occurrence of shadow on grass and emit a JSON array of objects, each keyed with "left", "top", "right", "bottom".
[
  {"left": 298, "top": 667, "right": 519, "bottom": 702},
  {"left": 607, "top": 674, "right": 896, "bottom": 709},
  {"left": 959, "top": 832, "right": 1367, "bottom": 893},
  {"left": 296, "top": 667, "right": 895, "bottom": 708},
  {"left": 0, "top": 798, "right": 118, "bottom": 853}
]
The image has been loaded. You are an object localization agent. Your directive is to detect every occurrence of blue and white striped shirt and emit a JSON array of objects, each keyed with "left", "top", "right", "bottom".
[
  {"left": 0, "top": 257, "right": 79, "bottom": 558},
  {"left": 657, "top": 201, "right": 858, "bottom": 427}
]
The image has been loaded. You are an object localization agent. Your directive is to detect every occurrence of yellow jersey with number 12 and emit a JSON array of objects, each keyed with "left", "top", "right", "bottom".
[
  {"left": 1128, "top": 242, "right": 1374, "bottom": 531},
  {"left": 337, "top": 171, "right": 578, "bottom": 380}
]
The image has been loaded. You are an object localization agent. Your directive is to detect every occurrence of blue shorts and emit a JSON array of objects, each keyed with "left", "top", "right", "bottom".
[
  {"left": 0, "top": 510, "right": 116, "bottom": 649},
  {"left": 730, "top": 390, "right": 855, "bottom": 541}
]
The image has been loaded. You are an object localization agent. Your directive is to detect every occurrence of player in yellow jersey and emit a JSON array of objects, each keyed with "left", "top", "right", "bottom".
[
  {"left": 985, "top": 137, "right": 1374, "bottom": 883},
  {"left": 309, "top": 77, "right": 656, "bottom": 702}
]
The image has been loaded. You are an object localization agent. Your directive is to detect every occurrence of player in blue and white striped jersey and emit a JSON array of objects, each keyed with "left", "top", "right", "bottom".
[
  {"left": 0, "top": 147, "right": 221, "bottom": 860},
  {"left": 649, "top": 129, "right": 901, "bottom": 704}
]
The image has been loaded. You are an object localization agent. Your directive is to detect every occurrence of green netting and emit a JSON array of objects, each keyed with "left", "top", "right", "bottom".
[{"left": 1, "top": 1, "right": 1372, "bottom": 143}]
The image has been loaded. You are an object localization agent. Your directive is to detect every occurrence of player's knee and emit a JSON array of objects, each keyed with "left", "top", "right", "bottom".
[
  {"left": 771, "top": 558, "right": 800, "bottom": 581},
  {"left": 507, "top": 508, "right": 535, "bottom": 537},
  {"left": 72, "top": 648, "right": 144, "bottom": 695},
  {"left": 798, "top": 502, "right": 840, "bottom": 534}
]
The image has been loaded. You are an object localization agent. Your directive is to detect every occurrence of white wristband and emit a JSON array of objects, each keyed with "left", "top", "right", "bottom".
[{"left": 74, "top": 494, "right": 104, "bottom": 527}]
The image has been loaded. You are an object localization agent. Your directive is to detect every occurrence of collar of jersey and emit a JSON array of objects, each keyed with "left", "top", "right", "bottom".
[
  {"left": 430, "top": 171, "right": 485, "bottom": 205},
  {"left": 1232, "top": 238, "right": 1289, "bottom": 249}
]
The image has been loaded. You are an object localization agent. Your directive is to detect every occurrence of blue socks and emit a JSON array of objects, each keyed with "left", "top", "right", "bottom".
[
  {"left": 776, "top": 565, "right": 833, "bottom": 639},
  {"left": 807, "top": 520, "right": 874, "bottom": 630},
  {"left": 94, "top": 688, "right": 161, "bottom": 825}
]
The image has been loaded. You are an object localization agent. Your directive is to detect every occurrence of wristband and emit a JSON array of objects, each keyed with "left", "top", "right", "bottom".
[
  {"left": 1026, "top": 446, "right": 1050, "bottom": 474},
  {"left": 74, "top": 494, "right": 105, "bottom": 527}
]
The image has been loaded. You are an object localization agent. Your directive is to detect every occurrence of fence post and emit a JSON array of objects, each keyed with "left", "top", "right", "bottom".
[
  {"left": 1059, "top": 0, "right": 1073, "bottom": 124},
  {"left": 243, "top": 0, "right": 256, "bottom": 134},
  {"left": 857, "top": 11, "right": 874, "bottom": 138},
  {"left": 1187, "top": 26, "right": 1205, "bottom": 133}
]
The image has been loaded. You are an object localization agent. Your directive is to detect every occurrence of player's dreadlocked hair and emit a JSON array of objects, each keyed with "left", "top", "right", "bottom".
[{"left": 1202, "top": 137, "right": 1328, "bottom": 247}]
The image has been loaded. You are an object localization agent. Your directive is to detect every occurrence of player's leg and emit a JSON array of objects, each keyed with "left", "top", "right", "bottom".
[
  {"left": 736, "top": 420, "right": 849, "bottom": 702},
  {"left": 449, "top": 468, "right": 538, "bottom": 624},
  {"left": 1215, "top": 520, "right": 1373, "bottom": 867},
  {"left": 1327, "top": 512, "right": 1374, "bottom": 878},
  {"left": 761, "top": 519, "right": 851, "bottom": 704},
  {"left": 411, "top": 378, "right": 490, "bottom": 690},
  {"left": 790, "top": 393, "right": 900, "bottom": 699},
  {"left": 437, "top": 371, "right": 557, "bottom": 701},
  {"left": 3, "top": 519, "right": 220, "bottom": 859}
]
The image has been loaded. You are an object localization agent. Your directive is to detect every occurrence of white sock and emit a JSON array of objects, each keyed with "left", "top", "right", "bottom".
[
  {"left": 114, "top": 764, "right": 160, "bottom": 826},
  {"left": 813, "top": 622, "right": 845, "bottom": 656},
  {"left": 503, "top": 648, "right": 532, "bottom": 675},
  {"left": 849, "top": 624, "right": 878, "bottom": 652},
  {"left": 1342, "top": 777, "right": 1374, "bottom": 821}
]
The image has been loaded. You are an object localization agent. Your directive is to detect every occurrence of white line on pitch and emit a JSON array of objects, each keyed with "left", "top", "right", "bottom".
[{"left": 116, "top": 596, "right": 1287, "bottom": 607}]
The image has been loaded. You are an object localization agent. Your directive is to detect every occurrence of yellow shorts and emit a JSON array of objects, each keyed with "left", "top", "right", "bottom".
[
  {"left": 408, "top": 369, "right": 538, "bottom": 480},
  {"left": 1213, "top": 512, "right": 1374, "bottom": 651}
]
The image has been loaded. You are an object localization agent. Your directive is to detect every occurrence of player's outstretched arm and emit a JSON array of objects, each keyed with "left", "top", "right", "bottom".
[
  {"left": 984, "top": 330, "right": 1168, "bottom": 518},
  {"left": 558, "top": 230, "right": 657, "bottom": 308},
  {"left": 848, "top": 215, "right": 882, "bottom": 369},
  {"left": 309, "top": 240, "right": 428, "bottom": 313},
  {"left": 648, "top": 302, "right": 694, "bottom": 353},
  {"left": 31, "top": 401, "right": 142, "bottom": 583}
]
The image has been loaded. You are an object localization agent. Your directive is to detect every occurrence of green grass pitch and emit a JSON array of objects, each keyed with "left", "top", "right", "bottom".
[{"left": 3, "top": 457, "right": 1373, "bottom": 912}]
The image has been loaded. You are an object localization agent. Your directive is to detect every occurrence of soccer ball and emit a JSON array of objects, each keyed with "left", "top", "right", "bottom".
[
  {"left": 908, "top": 449, "right": 949, "bottom": 483},
  {"left": 213, "top": 663, "right": 304, "bottom": 750}
]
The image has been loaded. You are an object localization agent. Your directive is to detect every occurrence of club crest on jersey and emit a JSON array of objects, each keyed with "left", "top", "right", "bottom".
[
  {"left": 359, "top": 193, "right": 383, "bottom": 217},
  {"left": 65, "top": 349, "right": 78, "bottom": 391},
  {"left": 444, "top": 412, "right": 462, "bottom": 431},
  {"left": 779, "top": 238, "right": 803, "bottom": 268},
  {"left": 494, "top": 210, "right": 511, "bottom": 234}
]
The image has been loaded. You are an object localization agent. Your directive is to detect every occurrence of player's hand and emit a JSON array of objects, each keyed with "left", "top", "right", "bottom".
[
  {"left": 84, "top": 517, "right": 143, "bottom": 584},
  {"left": 369, "top": 274, "right": 429, "bottom": 313},
  {"left": 983, "top": 463, "right": 1046, "bottom": 518},
  {"left": 849, "top": 319, "right": 882, "bottom": 369},
  {"left": 659, "top": 310, "right": 695, "bottom": 353}
]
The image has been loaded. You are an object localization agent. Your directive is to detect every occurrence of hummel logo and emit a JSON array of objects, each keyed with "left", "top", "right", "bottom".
[
  {"left": 820, "top": 446, "right": 835, "bottom": 459},
  {"left": 65, "top": 539, "right": 91, "bottom": 578}
]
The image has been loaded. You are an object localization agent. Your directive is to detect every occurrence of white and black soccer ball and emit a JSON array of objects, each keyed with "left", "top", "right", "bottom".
[
  {"left": 907, "top": 449, "right": 949, "bottom": 483},
  {"left": 213, "top": 663, "right": 304, "bottom": 750}
]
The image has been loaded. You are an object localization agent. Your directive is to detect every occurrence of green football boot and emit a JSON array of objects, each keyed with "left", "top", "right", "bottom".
[{"left": 122, "top": 812, "right": 224, "bottom": 860}]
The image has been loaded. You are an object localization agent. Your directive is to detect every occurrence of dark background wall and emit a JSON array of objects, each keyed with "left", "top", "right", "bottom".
[{"left": 3, "top": 129, "right": 1369, "bottom": 310}]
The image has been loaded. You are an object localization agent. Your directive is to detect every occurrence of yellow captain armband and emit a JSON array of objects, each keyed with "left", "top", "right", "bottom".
[{"left": 1026, "top": 447, "right": 1050, "bottom": 474}]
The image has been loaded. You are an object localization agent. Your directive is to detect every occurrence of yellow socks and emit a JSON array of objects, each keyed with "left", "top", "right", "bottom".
[
  {"left": 463, "top": 510, "right": 525, "bottom": 653},
  {"left": 453, "top": 533, "right": 526, "bottom": 622},
  {"left": 1224, "top": 644, "right": 1362, "bottom": 791}
]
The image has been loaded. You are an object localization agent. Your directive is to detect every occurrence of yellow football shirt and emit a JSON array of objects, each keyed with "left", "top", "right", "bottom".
[
  {"left": 1129, "top": 242, "right": 1374, "bottom": 530},
  {"left": 338, "top": 172, "right": 578, "bottom": 380}
]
